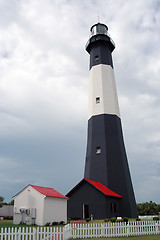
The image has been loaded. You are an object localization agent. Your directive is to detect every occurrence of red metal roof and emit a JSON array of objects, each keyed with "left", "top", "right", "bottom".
[
  {"left": 30, "top": 185, "right": 68, "bottom": 199},
  {"left": 66, "top": 178, "right": 122, "bottom": 198},
  {"left": 84, "top": 178, "right": 122, "bottom": 198}
]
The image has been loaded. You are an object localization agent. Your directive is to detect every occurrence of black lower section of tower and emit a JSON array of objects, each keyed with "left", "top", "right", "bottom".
[{"left": 84, "top": 114, "right": 137, "bottom": 217}]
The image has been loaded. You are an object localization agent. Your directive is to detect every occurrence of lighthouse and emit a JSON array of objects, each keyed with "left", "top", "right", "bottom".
[{"left": 66, "top": 23, "right": 138, "bottom": 219}]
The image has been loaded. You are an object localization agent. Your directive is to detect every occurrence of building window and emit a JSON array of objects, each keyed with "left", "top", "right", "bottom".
[
  {"left": 95, "top": 55, "right": 99, "bottom": 61},
  {"left": 111, "top": 202, "right": 117, "bottom": 213},
  {"left": 96, "top": 146, "right": 101, "bottom": 154},
  {"left": 96, "top": 97, "right": 100, "bottom": 103}
]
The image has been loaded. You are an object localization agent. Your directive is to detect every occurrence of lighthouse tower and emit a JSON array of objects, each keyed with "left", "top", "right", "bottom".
[
  {"left": 66, "top": 23, "right": 137, "bottom": 219},
  {"left": 84, "top": 23, "right": 137, "bottom": 217}
]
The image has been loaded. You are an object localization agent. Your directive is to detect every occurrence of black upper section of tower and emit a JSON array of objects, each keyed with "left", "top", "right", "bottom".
[{"left": 86, "top": 23, "right": 115, "bottom": 69}]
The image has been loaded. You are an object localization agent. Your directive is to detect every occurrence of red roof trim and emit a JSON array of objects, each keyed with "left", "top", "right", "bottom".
[
  {"left": 84, "top": 179, "right": 122, "bottom": 198},
  {"left": 66, "top": 178, "right": 122, "bottom": 198},
  {"left": 30, "top": 185, "right": 68, "bottom": 199}
]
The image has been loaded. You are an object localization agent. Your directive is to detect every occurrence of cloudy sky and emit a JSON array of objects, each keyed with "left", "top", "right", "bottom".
[{"left": 0, "top": 0, "right": 160, "bottom": 204}]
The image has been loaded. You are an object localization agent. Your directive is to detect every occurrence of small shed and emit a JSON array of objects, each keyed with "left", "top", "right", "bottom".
[
  {"left": 13, "top": 184, "right": 68, "bottom": 226},
  {"left": 0, "top": 205, "right": 13, "bottom": 220},
  {"left": 66, "top": 178, "right": 122, "bottom": 219}
]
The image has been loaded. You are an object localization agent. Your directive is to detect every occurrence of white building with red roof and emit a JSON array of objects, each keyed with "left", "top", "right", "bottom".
[{"left": 13, "top": 184, "right": 68, "bottom": 226}]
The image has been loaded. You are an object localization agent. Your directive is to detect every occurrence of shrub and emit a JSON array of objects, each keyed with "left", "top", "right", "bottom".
[
  {"left": 52, "top": 222, "right": 58, "bottom": 225},
  {"left": 59, "top": 221, "right": 65, "bottom": 225},
  {"left": 110, "top": 217, "right": 116, "bottom": 223},
  {"left": 86, "top": 218, "right": 91, "bottom": 222},
  {"left": 153, "top": 216, "right": 159, "bottom": 221},
  {"left": 116, "top": 219, "right": 124, "bottom": 223},
  {"left": 104, "top": 218, "right": 109, "bottom": 222},
  {"left": 20, "top": 221, "right": 26, "bottom": 225},
  {"left": 67, "top": 218, "right": 71, "bottom": 223},
  {"left": 45, "top": 222, "right": 50, "bottom": 226},
  {"left": 122, "top": 217, "right": 128, "bottom": 223}
]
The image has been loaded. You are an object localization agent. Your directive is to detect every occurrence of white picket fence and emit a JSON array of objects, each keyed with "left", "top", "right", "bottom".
[
  {"left": 0, "top": 220, "right": 160, "bottom": 240},
  {"left": 0, "top": 226, "right": 64, "bottom": 240},
  {"left": 139, "top": 215, "right": 158, "bottom": 220},
  {"left": 67, "top": 220, "right": 160, "bottom": 238}
]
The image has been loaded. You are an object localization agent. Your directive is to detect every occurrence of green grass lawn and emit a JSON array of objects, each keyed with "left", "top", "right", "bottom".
[
  {"left": 0, "top": 220, "right": 15, "bottom": 228},
  {"left": 75, "top": 235, "right": 160, "bottom": 240},
  {"left": 0, "top": 220, "right": 37, "bottom": 228},
  {"left": 0, "top": 218, "right": 156, "bottom": 228},
  {"left": 0, "top": 220, "right": 64, "bottom": 229}
]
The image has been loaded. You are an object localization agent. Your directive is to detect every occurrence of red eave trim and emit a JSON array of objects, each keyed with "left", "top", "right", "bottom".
[{"left": 84, "top": 178, "right": 122, "bottom": 198}]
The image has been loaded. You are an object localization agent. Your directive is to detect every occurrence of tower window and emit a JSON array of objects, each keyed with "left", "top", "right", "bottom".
[
  {"left": 96, "top": 97, "right": 100, "bottom": 103},
  {"left": 96, "top": 146, "right": 101, "bottom": 154},
  {"left": 95, "top": 55, "right": 99, "bottom": 61}
]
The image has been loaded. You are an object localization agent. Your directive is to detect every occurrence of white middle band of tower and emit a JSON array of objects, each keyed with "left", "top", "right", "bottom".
[{"left": 88, "top": 64, "right": 120, "bottom": 120}]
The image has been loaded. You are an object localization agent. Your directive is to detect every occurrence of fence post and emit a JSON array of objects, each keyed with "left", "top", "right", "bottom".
[
  {"left": 127, "top": 223, "right": 130, "bottom": 236},
  {"left": 63, "top": 224, "right": 67, "bottom": 240},
  {"left": 18, "top": 228, "right": 21, "bottom": 240},
  {"left": 155, "top": 222, "right": 159, "bottom": 235},
  {"left": 63, "top": 225, "right": 66, "bottom": 240},
  {"left": 101, "top": 223, "right": 105, "bottom": 237},
  {"left": 69, "top": 223, "right": 72, "bottom": 239},
  {"left": 63, "top": 223, "right": 71, "bottom": 240},
  {"left": 33, "top": 227, "right": 37, "bottom": 240},
  {"left": 1, "top": 227, "right": 4, "bottom": 240}
]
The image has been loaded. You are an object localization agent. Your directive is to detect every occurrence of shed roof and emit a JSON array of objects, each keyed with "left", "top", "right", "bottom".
[
  {"left": 66, "top": 178, "right": 122, "bottom": 198},
  {"left": 30, "top": 185, "right": 68, "bottom": 199},
  {"left": 13, "top": 184, "right": 68, "bottom": 200}
]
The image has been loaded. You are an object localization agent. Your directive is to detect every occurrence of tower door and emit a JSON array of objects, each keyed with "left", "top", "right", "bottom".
[{"left": 83, "top": 204, "right": 89, "bottom": 219}]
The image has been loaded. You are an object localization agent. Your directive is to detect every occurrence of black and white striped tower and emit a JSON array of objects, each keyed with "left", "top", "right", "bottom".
[{"left": 84, "top": 23, "right": 137, "bottom": 217}]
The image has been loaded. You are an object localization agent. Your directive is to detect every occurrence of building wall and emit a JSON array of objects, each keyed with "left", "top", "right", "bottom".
[
  {"left": 44, "top": 197, "right": 67, "bottom": 224},
  {"left": 13, "top": 185, "right": 45, "bottom": 226},
  {"left": 67, "top": 181, "right": 121, "bottom": 219},
  {"left": 0, "top": 205, "right": 13, "bottom": 218}
]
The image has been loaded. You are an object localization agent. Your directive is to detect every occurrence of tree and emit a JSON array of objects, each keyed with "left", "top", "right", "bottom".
[
  {"left": 2, "top": 199, "right": 14, "bottom": 205},
  {"left": 0, "top": 196, "right": 4, "bottom": 208},
  {"left": 137, "top": 201, "right": 160, "bottom": 215},
  {"left": 8, "top": 199, "right": 14, "bottom": 205}
]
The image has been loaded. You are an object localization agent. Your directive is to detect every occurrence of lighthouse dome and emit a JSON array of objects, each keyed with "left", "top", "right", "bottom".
[{"left": 90, "top": 23, "right": 108, "bottom": 36}]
